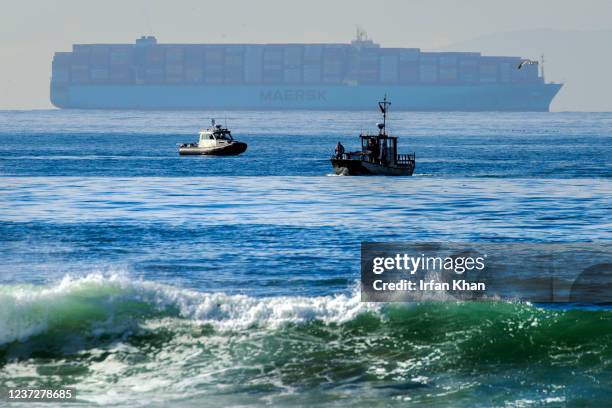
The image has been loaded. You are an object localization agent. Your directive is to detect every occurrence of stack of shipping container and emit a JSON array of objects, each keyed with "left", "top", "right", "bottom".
[
  {"left": 262, "top": 45, "right": 283, "bottom": 84},
  {"left": 183, "top": 45, "right": 204, "bottom": 84},
  {"left": 303, "top": 45, "right": 322, "bottom": 84},
  {"left": 51, "top": 52, "right": 72, "bottom": 84},
  {"left": 70, "top": 45, "right": 90, "bottom": 84},
  {"left": 165, "top": 46, "right": 184, "bottom": 84},
  {"left": 224, "top": 46, "right": 244, "bottom": 84},
  {"left": 52, "top": 36, "right": 542, "bottom": 88},
  {"left": 398, "top": 49, "right": 420, "bottom": 84},
  {"left": 283, "top": 45, "right": 302, "bottom": 83},
  {"left": 357, "top": 47, "right": 380, "bottom": 84},
  {"left": 419, "top": 53, "right": 438, "bottom": 83},
  {"left": 204, "top": 46, "right": 224, "bottom": 84},
  {"left": 458, "top": 54, "right": 480, "bottom": 83},
  {"left": 244, "top": 46, "right": 263, "bottom": 84},
  {"left": 109, "top": 46, "right": 133, "bottom": 83},
  {"left": 379, "top": 49, "right": 399, "bottom": 84},
  {"left": 322, "top": 45, "right": 347, "bottom": 84}
]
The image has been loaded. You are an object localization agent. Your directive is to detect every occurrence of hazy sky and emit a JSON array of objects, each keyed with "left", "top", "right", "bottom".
[{"left": 1, "top": 0, "right": 611, "bottom": 110}]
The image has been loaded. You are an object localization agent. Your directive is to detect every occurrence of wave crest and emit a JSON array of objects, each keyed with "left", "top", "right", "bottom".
[{"left": 0, "top": 273, "right": 377, "bottom": 346}]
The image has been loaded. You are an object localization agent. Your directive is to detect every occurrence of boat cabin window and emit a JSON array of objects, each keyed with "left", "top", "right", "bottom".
[{"left": 216, "top": 132, "right": 232, "bottom": 141}]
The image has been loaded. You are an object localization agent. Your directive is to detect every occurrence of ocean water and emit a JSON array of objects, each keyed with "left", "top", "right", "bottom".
[{"left": 0, "top": 110, "right": 611, "bottom": 407}]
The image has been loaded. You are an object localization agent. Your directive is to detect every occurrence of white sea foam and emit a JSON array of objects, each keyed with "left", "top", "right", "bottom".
[{"left": 0, "top": 273, "right": 378, "bottom": 346}]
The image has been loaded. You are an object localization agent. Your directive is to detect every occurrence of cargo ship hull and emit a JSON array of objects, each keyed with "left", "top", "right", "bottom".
[{"left": 51, "top": 83, "right": 561, "bottom": 111}]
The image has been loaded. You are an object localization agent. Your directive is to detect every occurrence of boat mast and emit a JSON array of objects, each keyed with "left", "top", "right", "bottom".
[{"left": 378, "top": 95, "right": 391, "bottom": 136}]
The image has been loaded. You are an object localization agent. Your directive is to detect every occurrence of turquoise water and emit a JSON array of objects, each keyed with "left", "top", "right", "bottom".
[{"left": 0, "top": 110, "right": 611, "bottom": 406}]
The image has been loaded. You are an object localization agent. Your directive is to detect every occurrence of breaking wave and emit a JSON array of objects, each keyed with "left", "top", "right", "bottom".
[
  {"left": 0, "top": 273, "right": 376, "bottom": 346},
  {"left": 1, "top": 274, "right": 611, "bottom": 406}
]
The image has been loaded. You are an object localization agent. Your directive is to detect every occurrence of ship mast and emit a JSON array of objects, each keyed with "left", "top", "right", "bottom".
[
  {"left": 378, "top": 95, "right": 391, "bottom": 136},
  {"left": 356, "top": 26, "right": 367, "bottom": 42}
]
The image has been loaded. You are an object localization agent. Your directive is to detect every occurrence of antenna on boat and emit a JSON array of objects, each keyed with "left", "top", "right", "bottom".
[{"left": 378, "top": 94, "right": 391, "bottom": 136}]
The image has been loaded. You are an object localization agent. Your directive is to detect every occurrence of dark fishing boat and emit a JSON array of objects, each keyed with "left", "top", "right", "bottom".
[{"left": 331, "top": 97, "right": 415, "bottom": 176}]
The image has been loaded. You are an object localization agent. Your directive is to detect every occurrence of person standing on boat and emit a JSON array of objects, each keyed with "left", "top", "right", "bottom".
[
  {"left": 366, "top": 138, "right": 378, "bottom": 163},
  {"left": 335, "top": 142, "right": 345, "bottom": 159},
  {"left": 380, "top": 140, "right": 388, "bottom": 164},
  {"left": 373, "top": 139, "right": 380, "bottom": 163}
]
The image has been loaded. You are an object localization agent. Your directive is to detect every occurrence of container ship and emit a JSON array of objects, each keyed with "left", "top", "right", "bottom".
[{"left": 50, "top": 32, "right": 562, "bottom": 111}]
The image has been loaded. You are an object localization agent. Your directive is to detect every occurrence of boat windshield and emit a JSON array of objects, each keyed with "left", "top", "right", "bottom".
[{"left": 216, "top": 132, "right": 233, "bottom": 141}]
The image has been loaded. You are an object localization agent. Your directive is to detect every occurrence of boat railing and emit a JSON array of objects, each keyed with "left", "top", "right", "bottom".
[
  {"left": 396, "top": 153, "right": 416, "bottom": 165},
  {"left": 332, "top": 152, "right": 364, "bottom": 160},
  {"left": 334, "top": 151, "right": 415, "bottom": 165}
]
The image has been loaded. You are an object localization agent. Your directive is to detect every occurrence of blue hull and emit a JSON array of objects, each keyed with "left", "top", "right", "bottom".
[{"left": 51, "top": 83, "right": 562, "bottom": 111}]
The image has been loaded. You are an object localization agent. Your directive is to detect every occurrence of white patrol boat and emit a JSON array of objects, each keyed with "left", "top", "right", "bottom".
[{"left": 178, "top": 120, "right": 247, "bottom": 156}]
